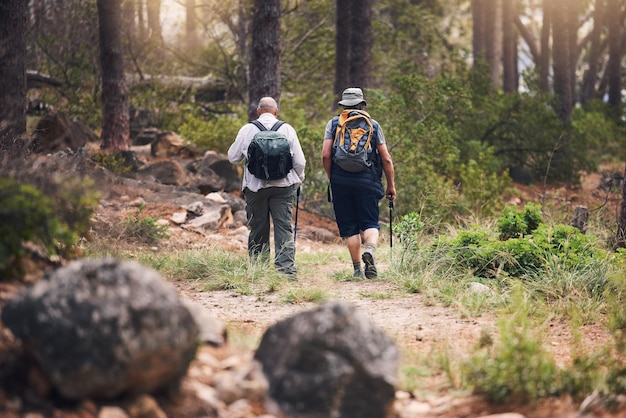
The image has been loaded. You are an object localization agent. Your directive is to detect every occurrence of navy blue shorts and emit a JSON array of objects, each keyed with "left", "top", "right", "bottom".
[{"left": 331, "top": 183, "right": 380, "bottom": 237}]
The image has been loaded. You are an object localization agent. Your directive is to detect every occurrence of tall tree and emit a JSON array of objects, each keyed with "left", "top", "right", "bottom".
[
  {"left": 472, "top": 0, "right": 502, "bottom": 87},
  {"left": 248, "top": 0, "right": 281, "bottom": 120},
  {"left": 333, "top": 0, "right": 373, "bottom": 104},
  {"left": 348, "top": 0, "right": 372, "bottom": 89},
  {"left": 97, "top": 0, "right": 130, "bottom": 151},
  {"left": 334, "top": 0, "right": 351, "bottom": 99},
  {"left": 606, "top": 0, "right": 622, "bottom": 116},
  {"left": 539, "top": 0, "right": 552, "bottom": 92},
  {"left": 581, "top": 0, "right": 607, "bottom": 105},
  {"left": 502, "top": 0, "right": 518, "bottom": 92},
  {"left": 551, "top": 0, "right": 575, "bottom": 121},
  {"left": 147, "top": 0, "right": 163, "bottom": 41},
  {"left": 0, "top": 0, "right": 28, "bottom": 149}
]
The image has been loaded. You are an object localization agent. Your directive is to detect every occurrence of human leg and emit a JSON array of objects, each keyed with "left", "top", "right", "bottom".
[
  {"left": 244, "top": 188, "right": 271, "bottom": 260},
  {"left": 268, "top": 185, "right": 296, "bottom": 275},
  {"left": 330, "top": 183, "right": 362, "bottom": 275},
  {"left": 356, "top": 192, "right": 381, "bottom": 279},
  {"left": 361, "top": 227, "right": 379, "bottom": 279}
]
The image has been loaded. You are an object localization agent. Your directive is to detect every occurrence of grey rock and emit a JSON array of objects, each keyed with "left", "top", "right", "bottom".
[
  {"left": 2, "top": 258, "right": 199, "bottom": 400},
  {"left": 254, "top": 301, "right": 398, "bottom": 418}
]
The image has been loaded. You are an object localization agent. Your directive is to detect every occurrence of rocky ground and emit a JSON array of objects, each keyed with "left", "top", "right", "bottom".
[{"left": 1, "top": 150, "right": 626, "bottom": 417}]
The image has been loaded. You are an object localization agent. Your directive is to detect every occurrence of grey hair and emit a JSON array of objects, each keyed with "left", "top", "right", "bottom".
[{"left": 257, "top": 97, "right": 278, "bottom": 111}]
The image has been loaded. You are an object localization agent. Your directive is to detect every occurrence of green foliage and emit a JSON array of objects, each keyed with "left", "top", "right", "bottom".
[
  {"left": 177, "top": 107, "right": 246, "bottom": 153},
  {"left": 497, "top": 202, "right": 543, "bottom": 240},
  {"left": 432, "top": 204, "right": 607, "bottom": 282},
  {"left": 117, "top": 205, "right": 169, "bottom": 244},
  {"left": 458, "top": 148, "right": 512, "bottom": 217},
  {"left": 0, "top": 178, "right": 74, "bottom": 269},
  {"left": 395, "top": 212, "right": 425, "bottom": 247},
  {"left": 92, "top": 151, "right": 133, "bottom": 175},
  {"left": 463, "top": 289, "right": 564, "bottom": 402}
]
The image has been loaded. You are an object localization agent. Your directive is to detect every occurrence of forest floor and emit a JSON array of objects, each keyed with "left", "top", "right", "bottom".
[{"left": 2, "top": 155, "right": 626, "bottom": 417}]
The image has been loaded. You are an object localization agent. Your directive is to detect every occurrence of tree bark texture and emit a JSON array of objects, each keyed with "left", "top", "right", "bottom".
[
  {"left": 472, "top": 0, "right": 486, "bottom": 62},
  {"left": 248, "top": 0, "right": 281, "bottom": 121},
  {"left": 502, "top": 0, "right": 518, "bottom": 92},
  {"left": 581, "top": 0, "right": 606, "bottom": 105},
  {"left": 551, "top": 0, "right": 574, "bottom": 121},
  {"left": 147, "top": 0, "right": 162, "bottom": 41},
  {"left": 484, "top": 0, "right": 501, "bottom": 88},
  {"left": 97, "top": 0, "right": 130, "bottom": 151},
  {"left": 348, "top": 0, "right": 372, "bottom": 89},
  {"left": 540, "top": 0, "right": 552, "bottom": 92},
  {"left": 0, "top": 0, "right": 28, "bottom": 147},
  {"left": 606, "top": 0, "right": 622, "bottom": 114},
  {"left": 617, "top": 163, "right": 626, "bottom": 249},
  {"left": 334, "top": 0, "right": 351, "bottom": 100}
]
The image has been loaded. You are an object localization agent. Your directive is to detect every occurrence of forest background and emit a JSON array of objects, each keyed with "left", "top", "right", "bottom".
[{"left": 1, "top": 0, "right": 625, "bottom": 231}]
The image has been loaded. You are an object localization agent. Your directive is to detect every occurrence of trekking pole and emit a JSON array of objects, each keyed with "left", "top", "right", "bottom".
[
  {"left": 294, "top": 186, "right": 301, "bottom": 243},
  {"left": 388, "top": 198, "right": 394, "bottom": 257}
]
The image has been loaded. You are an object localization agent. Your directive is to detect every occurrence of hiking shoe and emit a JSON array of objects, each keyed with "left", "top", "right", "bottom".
[
  {"left": 362, "top": 250, "right": 377, "bottom": 279},
  {"left": 353, "top": 269, "right": 363, "bottom": 278}
]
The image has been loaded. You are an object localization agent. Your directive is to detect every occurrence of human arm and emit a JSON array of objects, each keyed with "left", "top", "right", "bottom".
[
  {"left": 321, "top": 119, "right": 335, "bottom": 179},
  {"left": 322, "top": 139, "right": 333, "bottom": 179},
  {"left": 227, "top": 125, "right": 250, "bottom": 164},
  {"left": 377, "top": 142, "right": 396, "bottom": 201}
]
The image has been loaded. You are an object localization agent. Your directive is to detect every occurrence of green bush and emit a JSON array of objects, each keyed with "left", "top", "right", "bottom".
[
  {"left": 177, "top": 107, "right": 246, "bottom": 154},
  {"left": 0, "top": 178, "right": 73, "bottom": 269},
  {"left": 497, "top": 202, "right": 543, "bottom": 240},
  {"left": 463, "top": 291, "right": 564, "bottom": 402},
  {"left": 395, "top": 212, "right": 424, "bottom": 246},
  {"left": 432, "top": 204, "right": 606, "bottom": 281},
  {"left": 117, "top": 205, "right": 169, "bottom": 244}
]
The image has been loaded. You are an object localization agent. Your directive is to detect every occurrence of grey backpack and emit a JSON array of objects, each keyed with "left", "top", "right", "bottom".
[
  {"left": 247, "top": 120, "right": 293, "bottom": 180},
  {"left": 332, "top": 109, "right": 374, "bottom": 172}
]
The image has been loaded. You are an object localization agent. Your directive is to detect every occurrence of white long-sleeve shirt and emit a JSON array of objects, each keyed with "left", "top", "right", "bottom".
[{"left": 228, "top": 112, "right": 306, "bottom": 192}]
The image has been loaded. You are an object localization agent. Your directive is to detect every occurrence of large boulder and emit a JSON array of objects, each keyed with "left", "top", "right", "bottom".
[
  {"left": 1, "top": 258, "right": 199, "bottom": 400},
  {"left": 254, "top": 302, "right": 398, "bottom": 418}
]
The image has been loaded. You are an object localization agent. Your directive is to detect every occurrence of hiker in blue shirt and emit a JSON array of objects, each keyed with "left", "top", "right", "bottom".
[
  {"left": 228, "top": 97, "right": 306, "bottom": 278},
  {"left": 322, "top": 88, "right": 396, "bottom": 279}
]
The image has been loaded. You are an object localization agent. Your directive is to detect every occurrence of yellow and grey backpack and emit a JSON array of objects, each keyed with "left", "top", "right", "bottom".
[{"left": 332, "top": 109, "right": 374, "bottom": 172}]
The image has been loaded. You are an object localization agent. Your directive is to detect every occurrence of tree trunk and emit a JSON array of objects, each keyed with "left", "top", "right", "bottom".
[
  {"left": 349, "top": 0, "right": 372, "bottom": 89},
  {"left": 552, "top": 0, "right": 574, "bottom": 121},
  {"left": 540, "top": 0, "right": 552, "bottom": 92},
  {"left": 472, "top": 0, "right": 487, "bottom": 63},
  {"left": 248, "top": 0, "right": 281, "bottom": 121},
  {"left": 485, "top": 0, "right": 502, "bottom": 87},
  {"left": 0, "top": 0, "right": 28, "bottom": 149},
  {"left": 185, "top": 0, "right": 198, "bottom": 49},
  {"left": 502, "top": 0, "right": 518, "bottom": 92},
  {"left": 147, "top": 0, "right": 162, "bottom": 41},
  {"left": 567, "top": 0, "right": 579, "bottom": 103},
  {"left": 97, "top": 0, "right": 130, "bottom": 151},
  {"left": 617, "top": 163, "right": 626, "bottom": 249},
  {"left": 581, "top": 0, "right": 606, "bottom": 106},
  {"left": 606, "top": 0, "right": 622, "bottom": 117},
  {"left": 334, "top": 0, "right": 351, "bottom": 101}
]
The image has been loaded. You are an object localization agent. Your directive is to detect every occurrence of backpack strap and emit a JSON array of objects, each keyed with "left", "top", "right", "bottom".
[
  {"left": 250, "top": 120, "right": 267, "bottom": 131},
  {"left": 270, "top": 121, "right": 285, "bottom": 131},
  {"left": 251, "top": 120, "right": 285, "bottom": 132}
]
